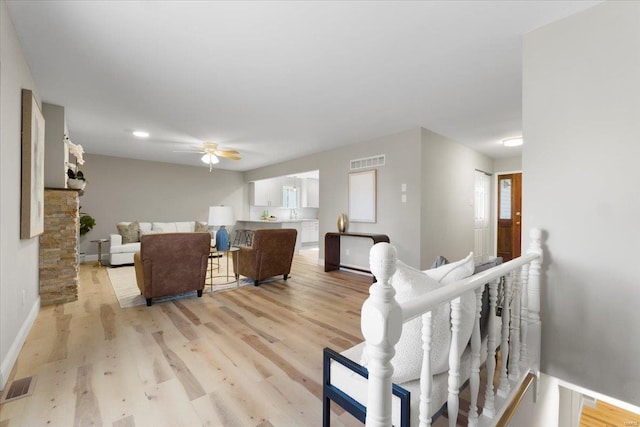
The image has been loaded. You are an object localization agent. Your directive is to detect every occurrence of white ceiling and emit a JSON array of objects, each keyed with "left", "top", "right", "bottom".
[{"left": 7, "top": 1, "right": 600, "bottom": 172}]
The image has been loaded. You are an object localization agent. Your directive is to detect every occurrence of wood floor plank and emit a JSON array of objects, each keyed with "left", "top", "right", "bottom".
[
  {"left": 151, "top": 331, "right": 206, "bottom": 400},
  {"left": 73, "top": 364, "right": 103, "bottom": 427},
  {"left": 0, "top": 250, "right": 376, "bottom": 426},
  {"left": 100, "top": 304, "right": 117, "bottom": 340}
]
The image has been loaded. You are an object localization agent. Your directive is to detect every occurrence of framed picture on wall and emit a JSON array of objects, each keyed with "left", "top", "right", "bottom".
[
  {"left": 348, "top": 169, "right": 377, "bottom": 223},
  {"left": 21, "top": 89, "right": 45, "bottom": 239}
]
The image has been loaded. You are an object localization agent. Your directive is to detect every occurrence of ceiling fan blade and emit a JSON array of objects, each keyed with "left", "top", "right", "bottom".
[
  {"left": 172, "top": 150, "right": 205, "bottom": 153},
  {"left": 218, "top": 154, "right": 241, "bottom": 160},
  {"left": 216, "top": 149, "right": 240, "bottom": 155}
]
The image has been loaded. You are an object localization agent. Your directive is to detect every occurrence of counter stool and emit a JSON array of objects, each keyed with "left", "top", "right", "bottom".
[{"left": 233, "top": 229, "right": 254, "bottom": 247}]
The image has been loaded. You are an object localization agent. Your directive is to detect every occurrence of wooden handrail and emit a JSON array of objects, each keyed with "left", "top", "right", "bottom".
[{"left": 497, "top": 372, "right": 536, "bottom": 426}]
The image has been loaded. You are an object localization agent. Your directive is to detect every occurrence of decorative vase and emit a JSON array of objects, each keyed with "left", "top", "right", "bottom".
[
  {"left": 337, "top": 213, "right": 348, "bottom": 233},
  {"left": 216, "top": 226, "right": 230, "bottom": 251},
  {"left": 67, "top": 178, "right": 86, "bottom": 190}
]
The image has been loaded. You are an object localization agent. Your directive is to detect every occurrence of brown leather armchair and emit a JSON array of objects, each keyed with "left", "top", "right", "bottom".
[
  {"left": 232, "top": 228, "right": 297, "bottom": 286},
  {"left": 134, "top": 232, "right": 211, "bottom": 306}
]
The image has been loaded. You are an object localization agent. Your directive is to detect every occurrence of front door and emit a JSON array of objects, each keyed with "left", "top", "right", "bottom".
[{"left": 497, "top": 173, "right": 522, "bottom": 261}]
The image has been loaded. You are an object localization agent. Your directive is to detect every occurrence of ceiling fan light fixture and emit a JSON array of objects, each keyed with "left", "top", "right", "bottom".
[
  {"left": 503, "top": 137, "right": 523, "bottom": 147},
  {"left": 201, "top": 153, "right": 220, "bottom": 165}
]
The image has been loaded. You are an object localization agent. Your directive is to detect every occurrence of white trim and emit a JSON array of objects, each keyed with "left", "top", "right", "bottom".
[
  {"left": 554, "top": 375, "right": 640, "bottom": 418},
  {"left": 0, "top": 296, "right": 40, "bottom": 390}
]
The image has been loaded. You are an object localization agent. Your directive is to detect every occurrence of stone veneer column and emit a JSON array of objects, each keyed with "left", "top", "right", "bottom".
[{"left": 39, "top": 188, "right": 79, "bottom": 305}]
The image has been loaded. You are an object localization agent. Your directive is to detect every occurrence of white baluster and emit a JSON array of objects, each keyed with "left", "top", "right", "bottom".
[
  {"left": 482, "top": 278, "right": 500, "bottom": 418},
  {"left": 520, "top": 263, "right": 530, "bottom": 365},
  {"left": 509, "top": 268, "right": 522, "bottom": 381},
  {"left": 468, "top": 287, "right": 483, "bottom": 426},
  {"left": 527, "top": 229, "right": 543, "bottom": 370},
  {"left": 363, "top": 243, "right": 403, "bottom": 427},
  {"left": 419, "top": 312, "right": 433, "bottom": 427},
  {"left": 498, "top": 272, "right": 512, "bottom": 398},
  {"left": 447, "top": 297, "right": 462, "bottom": 427},
  {"left": 527, "top": 228, "right": 543, "bottom": 401}
]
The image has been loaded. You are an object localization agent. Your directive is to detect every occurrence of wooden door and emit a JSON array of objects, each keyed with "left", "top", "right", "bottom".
[{"left": 497, "top": 173, "right": 522, "bottom": 261}]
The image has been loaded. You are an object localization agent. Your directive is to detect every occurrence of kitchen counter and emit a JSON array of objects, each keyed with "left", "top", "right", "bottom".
[
  {"left": 237, "top": 219, "right": 318, "bottom": 224},
  {"left": 235, "top": 219, "right": 319, "bottom": 252}
]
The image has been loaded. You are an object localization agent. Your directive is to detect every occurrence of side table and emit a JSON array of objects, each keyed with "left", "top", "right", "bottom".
[
  {"left": 208, "top": 246, "right": 240, "bottom": 291},
  {"left": 91, "top": 238, "right": 109, "bottom": 267}
]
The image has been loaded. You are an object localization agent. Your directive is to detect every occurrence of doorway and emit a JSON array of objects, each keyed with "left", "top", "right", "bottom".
[{"left": 497, "top": 173, "right": 522, "bottom": 261}]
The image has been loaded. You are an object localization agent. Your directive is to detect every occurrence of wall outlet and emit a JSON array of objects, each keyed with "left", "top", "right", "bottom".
[
  {"left": 401, "top": 183, "right": 407, "bottom": 192},
  {"left": 401, "top": 194, "right": 407, "bottom": 203},
  {"left": 346, "top": 249, "right": 350, "bottom": 256}
]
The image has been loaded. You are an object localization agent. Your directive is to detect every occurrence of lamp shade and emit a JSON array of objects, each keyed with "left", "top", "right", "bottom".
[{"left": 208, "top": 206, "right": 235, "bottom": 226}]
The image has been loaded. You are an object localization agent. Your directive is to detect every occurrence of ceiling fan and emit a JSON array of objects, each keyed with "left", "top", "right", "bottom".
[{"left": 174, "top": 142, "right": 241, "bottom": 171}]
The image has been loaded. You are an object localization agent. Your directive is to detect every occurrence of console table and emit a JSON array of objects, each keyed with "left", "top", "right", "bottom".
[{"left": 324, "top": 232, "right": 390, "bottom": 282}]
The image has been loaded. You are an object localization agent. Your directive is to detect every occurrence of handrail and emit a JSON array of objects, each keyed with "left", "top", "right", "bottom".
[
  {"left": 362, "top": 227, "right": 544, "bottom": 427},
  {"left": 401, "top": 253, "right": 539, "bottom": 322},
  {"left": 496, "top": 372, "right": 536, "bottom": 426}
]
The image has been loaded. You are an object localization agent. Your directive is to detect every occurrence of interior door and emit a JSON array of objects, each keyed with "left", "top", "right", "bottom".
[{"left": 497, "top": 173, "right": 522, "bottom": 261}]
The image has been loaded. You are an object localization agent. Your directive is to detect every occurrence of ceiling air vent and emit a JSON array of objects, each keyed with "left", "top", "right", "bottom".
[{"left": 350, "top": 154, "right": 385, "bottom": 171}]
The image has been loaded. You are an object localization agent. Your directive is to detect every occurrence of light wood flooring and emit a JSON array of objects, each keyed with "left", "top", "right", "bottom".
[
  {"left": 580, "top": 399, "right": 640, "bottom": 427},
  {"left": 0, "top": 250, "right": 373, "bottom": 426},
  {"left": 5, "top": 249, "right": 632, "bottom": 427}
]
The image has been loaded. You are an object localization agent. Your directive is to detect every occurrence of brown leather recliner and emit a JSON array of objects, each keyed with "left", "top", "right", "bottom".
[
  {"left": 134, "top": 232, "right": 211, "bottom": 306},
  {"left": 232, "top": 228, "right": 297, "bottom": 286}
]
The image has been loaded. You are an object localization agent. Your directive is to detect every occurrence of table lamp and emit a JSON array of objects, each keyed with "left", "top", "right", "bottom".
[{"left": 208, "top": 206, "right": 235, "bottom": 251}]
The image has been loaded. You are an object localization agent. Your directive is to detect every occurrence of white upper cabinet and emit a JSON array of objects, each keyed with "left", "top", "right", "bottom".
[{"left": 250, "top": 177, "right": 284, "bottom": 207}]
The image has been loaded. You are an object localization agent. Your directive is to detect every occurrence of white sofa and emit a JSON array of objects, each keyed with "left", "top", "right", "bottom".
[{"left": 109, "top": 221, "right": 212, "bottom": 266}]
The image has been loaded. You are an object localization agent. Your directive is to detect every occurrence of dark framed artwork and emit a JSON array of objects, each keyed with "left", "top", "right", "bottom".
[{"left": 21, "top": 89, "right": 45, "bottom": 239}]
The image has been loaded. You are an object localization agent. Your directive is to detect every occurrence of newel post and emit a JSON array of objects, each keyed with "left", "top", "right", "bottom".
[{"left": 363, "top": 243, "right": 403, "bottom": 427}]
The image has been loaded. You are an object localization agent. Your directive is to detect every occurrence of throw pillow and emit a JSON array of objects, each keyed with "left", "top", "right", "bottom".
[
  {"left": 176, "top": 221, "right": 195, "bottom": 232},
  {"left": 152, "top": 222, "right": 178, "bottom": 233},
  {"left": 194, "top": 221, "right": 209, "bottom": 232},
  {"left": 117, "top": 222, "right": 140, "bottom": 244},
  {"left": 361, "top": 261, "right": 451, "bottom": 383},
  {"left": 424, "top": 251, "right": 477, "bottom": 368}
]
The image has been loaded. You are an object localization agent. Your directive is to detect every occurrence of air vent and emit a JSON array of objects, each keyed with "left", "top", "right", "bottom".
[
  {"left": 350, "top": 154, "right": 385, "bottom": 170},
  {"left": 0, "top": 376, "right": 37, "bottom": 403}
]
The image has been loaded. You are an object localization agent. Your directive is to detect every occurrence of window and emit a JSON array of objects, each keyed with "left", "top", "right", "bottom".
[
  {"left": 282, "top": 186, "right": 298, "bottom": 209},
  {"left": 474, "top": 170, "right": 490, "bottom": 228}
]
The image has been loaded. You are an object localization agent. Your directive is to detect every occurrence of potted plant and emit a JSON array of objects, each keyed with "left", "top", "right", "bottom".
[
  {"left": 77, "top": 209, "right": 96, "bottom": 264},
  {"left": 79, "top": 209, "right": 96, "bottom": 236}
]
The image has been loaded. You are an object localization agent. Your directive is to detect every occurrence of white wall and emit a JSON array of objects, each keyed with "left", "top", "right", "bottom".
[
  {"left": 246, "top": 128, "right": 424, "bottom": 267},
  {"left": 42, "top": 102, "right": 66, "bottom": 188},
  {"left": 78, "top": 154, "right": 246, "bottom": 256},
  {"left": 0, "top": 0, "right": 41, "bottom": 389},
  {"left": 524, "top": 0, "right": 640, "bottom": 406},
  {"left": 420, "top": 128, "right": 494, "bottom": 268},
  {"left": 245, "top": 127, "right": 493, "bottom": 269},
  {"left": 493, "top": 155, "right": 521, "bottom": 173}
]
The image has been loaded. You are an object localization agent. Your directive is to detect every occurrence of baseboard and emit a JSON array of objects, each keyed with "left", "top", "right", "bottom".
[{"left": 0, "top": 296, "right": 41, "bottom": 390}]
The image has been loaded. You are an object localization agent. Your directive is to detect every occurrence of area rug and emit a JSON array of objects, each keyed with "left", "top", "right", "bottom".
[{"left": 107, "top": 266, "right": 253, "bottom": 308}]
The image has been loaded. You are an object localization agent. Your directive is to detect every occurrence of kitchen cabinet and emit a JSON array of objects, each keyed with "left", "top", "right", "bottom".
[
  {"left": 301, "top": 220, "right": 319, "bottom": 243},
  {"left": 301, "top": 178, "right": 319, "bottom": 208},
  {"left": 250, "top": 177, "right": 284, "bottom": 207}
]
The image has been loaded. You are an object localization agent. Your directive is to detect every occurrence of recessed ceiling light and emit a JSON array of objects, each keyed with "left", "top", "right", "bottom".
[
  {"left": 503, "top": 137, "right": 523, "bottom": 147},
  {"left": 133, "top": 131, "right": 149, "bottom": 138}
]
